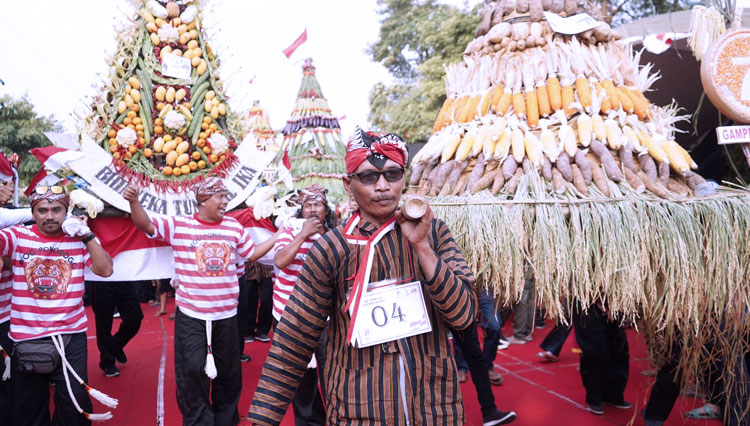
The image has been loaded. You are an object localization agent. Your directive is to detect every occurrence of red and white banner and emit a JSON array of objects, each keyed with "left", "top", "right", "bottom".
[{"left": 84, "top": 209, "right": 277, "bottom": 281}]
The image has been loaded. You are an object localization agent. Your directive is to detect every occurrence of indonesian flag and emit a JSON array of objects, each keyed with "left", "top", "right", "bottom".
[
  {"left": 0, "top": 151, "right": 19, "bottom": 206},
  {"left": 24, "top": 146, "right": 84, "bottom": 196},
  {"left": 282, "top": 29, "right": 308, "bottom": 59},
  {"left": 277, "top": 149, "right": 294, "bottom": 189},
  {"left": 85, "top": 208, "right": 277, "bottom": 281}
]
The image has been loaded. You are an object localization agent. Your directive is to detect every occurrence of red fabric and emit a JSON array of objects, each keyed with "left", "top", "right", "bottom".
[
  {"left": 89, "top": 217, "right": 170, "bottom": 258},
  {"left": 282, "top": 149, "right": 291, "bottom": 170},
  {"left": 282, "top": 29, "right": 308, "bottom": 58},
  {"left": 23, "top": 169, "right": 50, "bottom": 197},
  {"left": 345, "top": 141, "right": 407, "bottom": 174},
  {"left": 30, "top": 146, "right": 67, "bottom": 164},
  {"left": 0, "top": 152, "right": 14, "bottom": 179}
]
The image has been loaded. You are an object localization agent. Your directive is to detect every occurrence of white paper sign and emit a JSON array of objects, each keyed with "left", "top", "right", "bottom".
[
  {"left": 355, "top": 280, "right": 432, "bottom": 348},
  {"left": 161, "top": 53, "right": 192, "bottom": 80},
  {"left": 543, "top": 12, "right": 600, "bottom": 35},
  {"left": 717, "top": 125, "right": 750, "bottom": 144}
]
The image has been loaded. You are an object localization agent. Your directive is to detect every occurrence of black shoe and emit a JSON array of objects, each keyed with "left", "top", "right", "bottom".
[
  {"left": 604, "top": 400, "right": 632, "bottom": 409},
  {"left": 102, "top": 365, "right": 120, "bottom": 378},
  {"left": 114, "top": 347, "right": 127, "bottom": 364},
  {"left": 240, "top": 353, "right": 251, "bottom": 363},
  {"left": 255, "top": 333, "right": 270, "bottom": 342},
  {"left": 587, "top": 403, "right": 604, "bottom": 415},
  {"left": 483, "top": 409, "right": 516, "bottom": 425},
  {"left": 244, "top": 334, "right": 255, "bottom": 343}
]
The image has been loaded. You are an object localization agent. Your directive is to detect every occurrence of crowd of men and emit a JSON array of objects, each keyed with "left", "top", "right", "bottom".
[{"left": 1, "top": 127, "right": 748, "bottom": 426}]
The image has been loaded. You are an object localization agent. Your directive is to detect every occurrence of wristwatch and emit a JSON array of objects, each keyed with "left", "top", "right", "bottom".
[{"left": 81, "top": 233, "right": 96, "bottom": 244}]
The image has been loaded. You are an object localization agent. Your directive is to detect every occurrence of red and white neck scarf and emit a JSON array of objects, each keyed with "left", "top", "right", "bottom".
[{"left": 344, "top": 126, "right": 408, "bottom": 175}]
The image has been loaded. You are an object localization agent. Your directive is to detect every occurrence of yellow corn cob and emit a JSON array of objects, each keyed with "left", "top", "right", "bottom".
[
  {"left": 591, "top": 114, "right": 606, "bottom": 142},
  {"left": 601, "top": 80, "right": 621, "bottom": 111},
  {"left": 547, "top": 77, "right": 562, "bottom": 111},
  {"left": 671, "top": 140, "right": 698, "bottom": 169},
  {"left": 485, "top": 118, "right": 507, "bottom": 157},
  {"left": 616, "top": 87, "right": 634, "bottom": 113},
  {"left": 536, "top": 85, "right": 551, "bottom": 117},
  {"left": 562, "top": 85, "right": 575, "bottom": 117},
  {"left": 480, "top": 90, "right": 493, "bottom": 116},
  {"left": 494, "top": 128, "right": 512, "bottom": 158},
  {"left": 604, "top": 119, "right": 623, "bottom": 149},
  {"left": 664, "top": 140, "right": 691, "bottom": 173},
  {"left": 593, "top": 81, "right": 610, "bottom": 114},
  {"left": 575, "top": 78, "right": 591, "bottom": 113},
  {"left": 455, "top": 130, "right": 476, "bottom": 161},
  {"left": 441, "top": 132, "right": 463, "bottom": 163},
  {"left": 576, "top": 113, "right": 592, "bottom": 147},
  {"left": 459, "top": 95, "right": 482, "bottom": 123},
  {"left": 495, "top": 89, "right": 513, "bottom": 116},
  {"left": 621, "top": 125, "right": 640, "bottom": 150},
  {"left": 433, "top": 97, "right": 454, "bottom": 133},
  {"left": 512, "top": 92, "right": 526, "bottom": 118},
  {"left": 472, "top": 125, "right": 490, "bottom": 157},
  {"left": 560, "top": 123, "right": 578, "bottom": 157},
  {"left": 625, "top": 88, "right": 651, "bottom": 120},
  {"left": 540, "top": 128, "right": 559, "bottom": 161},
  {"left": 525, "top": 90, "right": 539, "bottom": 129},
  {"left": 489, "top": 86, "right": 504, "bottom": 112},
  {"left": 524, "top": 131, "right": 543, "bottom": 167},
  {"left": 511, "top": 128, "right": 525, "bottom": 163},
  {"left": 639, "top": 131, "right": 669, "bottom": 164}
]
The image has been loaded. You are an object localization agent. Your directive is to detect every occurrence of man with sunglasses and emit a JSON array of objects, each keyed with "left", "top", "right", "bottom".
[
  {"left": 1, "top": 183, "right": 114, "bottom": 425},
  {"left": 123, "top": 178, "right": 278, "bottom": 426},
  {"left": 248, "top": 127, "right": 483, "bottom": 425}
]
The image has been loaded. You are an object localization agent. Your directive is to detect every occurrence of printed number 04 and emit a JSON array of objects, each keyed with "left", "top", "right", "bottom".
[{"left": 371, "top": 303, "right": 406, "bottom": 327}]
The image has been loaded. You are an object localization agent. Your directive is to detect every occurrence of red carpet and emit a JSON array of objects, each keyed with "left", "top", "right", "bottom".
[{"left": 74, "top": 302, "right": 719, "bottom": 425}]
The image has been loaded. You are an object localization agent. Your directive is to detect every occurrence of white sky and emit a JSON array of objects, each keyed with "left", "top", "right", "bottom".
[{"left": 0, "top": 0, "right": 479, "bottom": 142}]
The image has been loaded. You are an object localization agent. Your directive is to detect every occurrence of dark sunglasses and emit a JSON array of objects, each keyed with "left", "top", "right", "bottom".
[
  {"left": 348, "top": 168, "right": 405, "bottom": 185},
  {"left": 34, "top": 185, "right": 65, "bottom": 195}
]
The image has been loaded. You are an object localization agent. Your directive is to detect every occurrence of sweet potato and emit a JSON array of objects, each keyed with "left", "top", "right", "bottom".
[
  {"left": 470, "top": 170, "right": 497, "bottom": 194},
  {"left": 551, "top": 168, "right": 565, "bottom": 193},
  {"left": 447, "top": 160, "right": 469, "bottom": 190},
  {"left": 438, "top": 181, "right": 453, "bottom": 197},
  {"left": 516, "top": 0, "right": 530, "bottom": 13},
  {"left": 550, "top": 0, "right": 564, "bottom": 13},
  {"left": 542, "top": 155, "right": 553, "bottom": 181},
  {"left": 475, "top": 3, "right": 495, "bottom": 38},
  {"left": 434, "top": 159, "right": 456, "bottom": 191},
  {"left": 563, "top": 0, "right": 577, "bottom": 15},
  {"left": 541, "top": 0, "right": 553, "bottom": 10},
  {"left": 590, "top": 140, "right": 623, "bottom": 182},
  {"left": 529, "top": 0, "right": 544, "bottom": 21},
  {"left": 618, "top": 145, "right": 635, "bottom": 172},
  {"left": 574, "top": 150, "right": 593, "bottom": 185},
  {"left": 467, "top": 154, "right": 487, "bottom": 191},
  {"left": 667, "top": 178, "right": 690, "bottom": 196},
  {"left": 685, "top": 171, "right": 707, "bottom": 190},
  {"left": 491, "top": 169, "right": 506, "bottom": 195},
  {"left": 556, "top": 152, "right": 574, "bottom": 182},
  {"left": 638, "top": 171, "right": 670, "bottom": 198},
  {"left": 506, "top": 168, "right": 523, "bottom": 195},
  {"left": 423, "top": 163, "right": 442, "bottom": 196},
  {"left": 638, "top": 154, "right": 658, "bottom": 183},
  {"left": 571, "top": 164, "right": 589, "bottom": 195},
  {"left": 453, "top": 174, "right": 470, "bottom": 196},
  {"left": 409, "top": 161, "right": 428, "bottom": 186},
  {"left": 591, "top": 163, "right": 611, "bottom": 196},
  {"left": 657, "top": 160, "right": 670, "bottom": 186},
  {"left": 502, "top": 156, "right": 518, "bottom": 179},
  {"left": 623, "top": 167, "right": 645, "bottom": 193}
]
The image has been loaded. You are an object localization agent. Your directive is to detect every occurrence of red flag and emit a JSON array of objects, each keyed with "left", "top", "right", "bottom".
[
  {"left": 282, "top": 149, "right": 292, "bottom": 170},
  {"left": 282, "top": 29, "right": 308, "bottom": 59},
  {"left": 338, "top": 115, "right": 347, "bottom": 121},
  {"left": 0, "top": 152, "right": 14, "bottom": 182}
]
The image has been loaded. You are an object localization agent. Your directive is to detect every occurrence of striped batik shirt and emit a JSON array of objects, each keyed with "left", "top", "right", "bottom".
[
  {"left": 248, "top": 217, "right": 476, "bottom": 425},
  {"left": 149, "top": 214, "right": 255, "bottom": 321},
  {"left": 0, "top": 225, "right": 92, "bottom": 341}
]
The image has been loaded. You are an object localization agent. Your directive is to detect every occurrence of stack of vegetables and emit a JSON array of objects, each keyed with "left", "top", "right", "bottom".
[
  {"left": 281, "top": 58, "right": 347, "bottom": 204},
  {"left": 79, "top": 0, "right": 245, "bottom": 191},
  {"left": 410, "top": 0, "right": 750, "bottom": 388},
  {"left": 246, "top": 100, "right": 279, "bottom": 152}
]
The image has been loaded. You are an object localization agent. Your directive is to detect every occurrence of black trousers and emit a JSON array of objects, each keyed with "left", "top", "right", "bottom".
[
  {"left": 236, "top": 276, "right": 249, "bottom": 354},
  {"left": 572, "top": 303, "right": 629, "bottom": 407},
  {"left": 90, "top": 281, "right": 143, "bottom": 370},
  {"left": 12, "top": 332, "right": 92, "bottom": 426},
  {"left": 0, "top": 321, "right": 11, "bottom": 426},
  {"left": 540, "top": 321, "right": 572, "bottom": 357},
  {"left": 174, "top": 309, "right": 241, "bottom": 426},
  {"left": 246, "top": 277, "right": 273, "bottom": 337},
  {"left": 644, "top": 338, "right": 683, "bottom": 422},
  {"left": 452, "top": 323, "right": 498, "bottom": 417}
]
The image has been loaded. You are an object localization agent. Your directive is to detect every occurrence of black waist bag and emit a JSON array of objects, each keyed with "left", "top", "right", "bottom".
[{"left": 13, "top": 335, "right": 72, "bottom": 375}]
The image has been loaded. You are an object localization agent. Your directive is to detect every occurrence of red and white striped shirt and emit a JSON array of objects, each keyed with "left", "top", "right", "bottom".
[
  {"left": 0, "top": 225, "right": 92, "bottom": 341},
  {"left": 150, "top": 214, "right": 256, "bottom": 321},
  {"left": 272, "top": 228, "right": 320, "bottom": 321},
  {"left": 0, "top": 268, "right": 11, "bottom": 323}
]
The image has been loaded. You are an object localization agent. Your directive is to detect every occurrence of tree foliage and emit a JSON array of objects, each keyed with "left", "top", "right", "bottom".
[
  {"left": 598, "top": 0, "right": 702, "bottom": 25},
  {"left": 368, "top": 0, "right": 479, "bottom": 143},
  {"left": 0, "top": 95, "right": 61, "bottom": 187}
]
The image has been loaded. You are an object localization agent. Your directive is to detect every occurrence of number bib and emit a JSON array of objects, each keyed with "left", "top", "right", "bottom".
[{"left": 354, "top": 280, "right": 432, "bottom": 348}]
